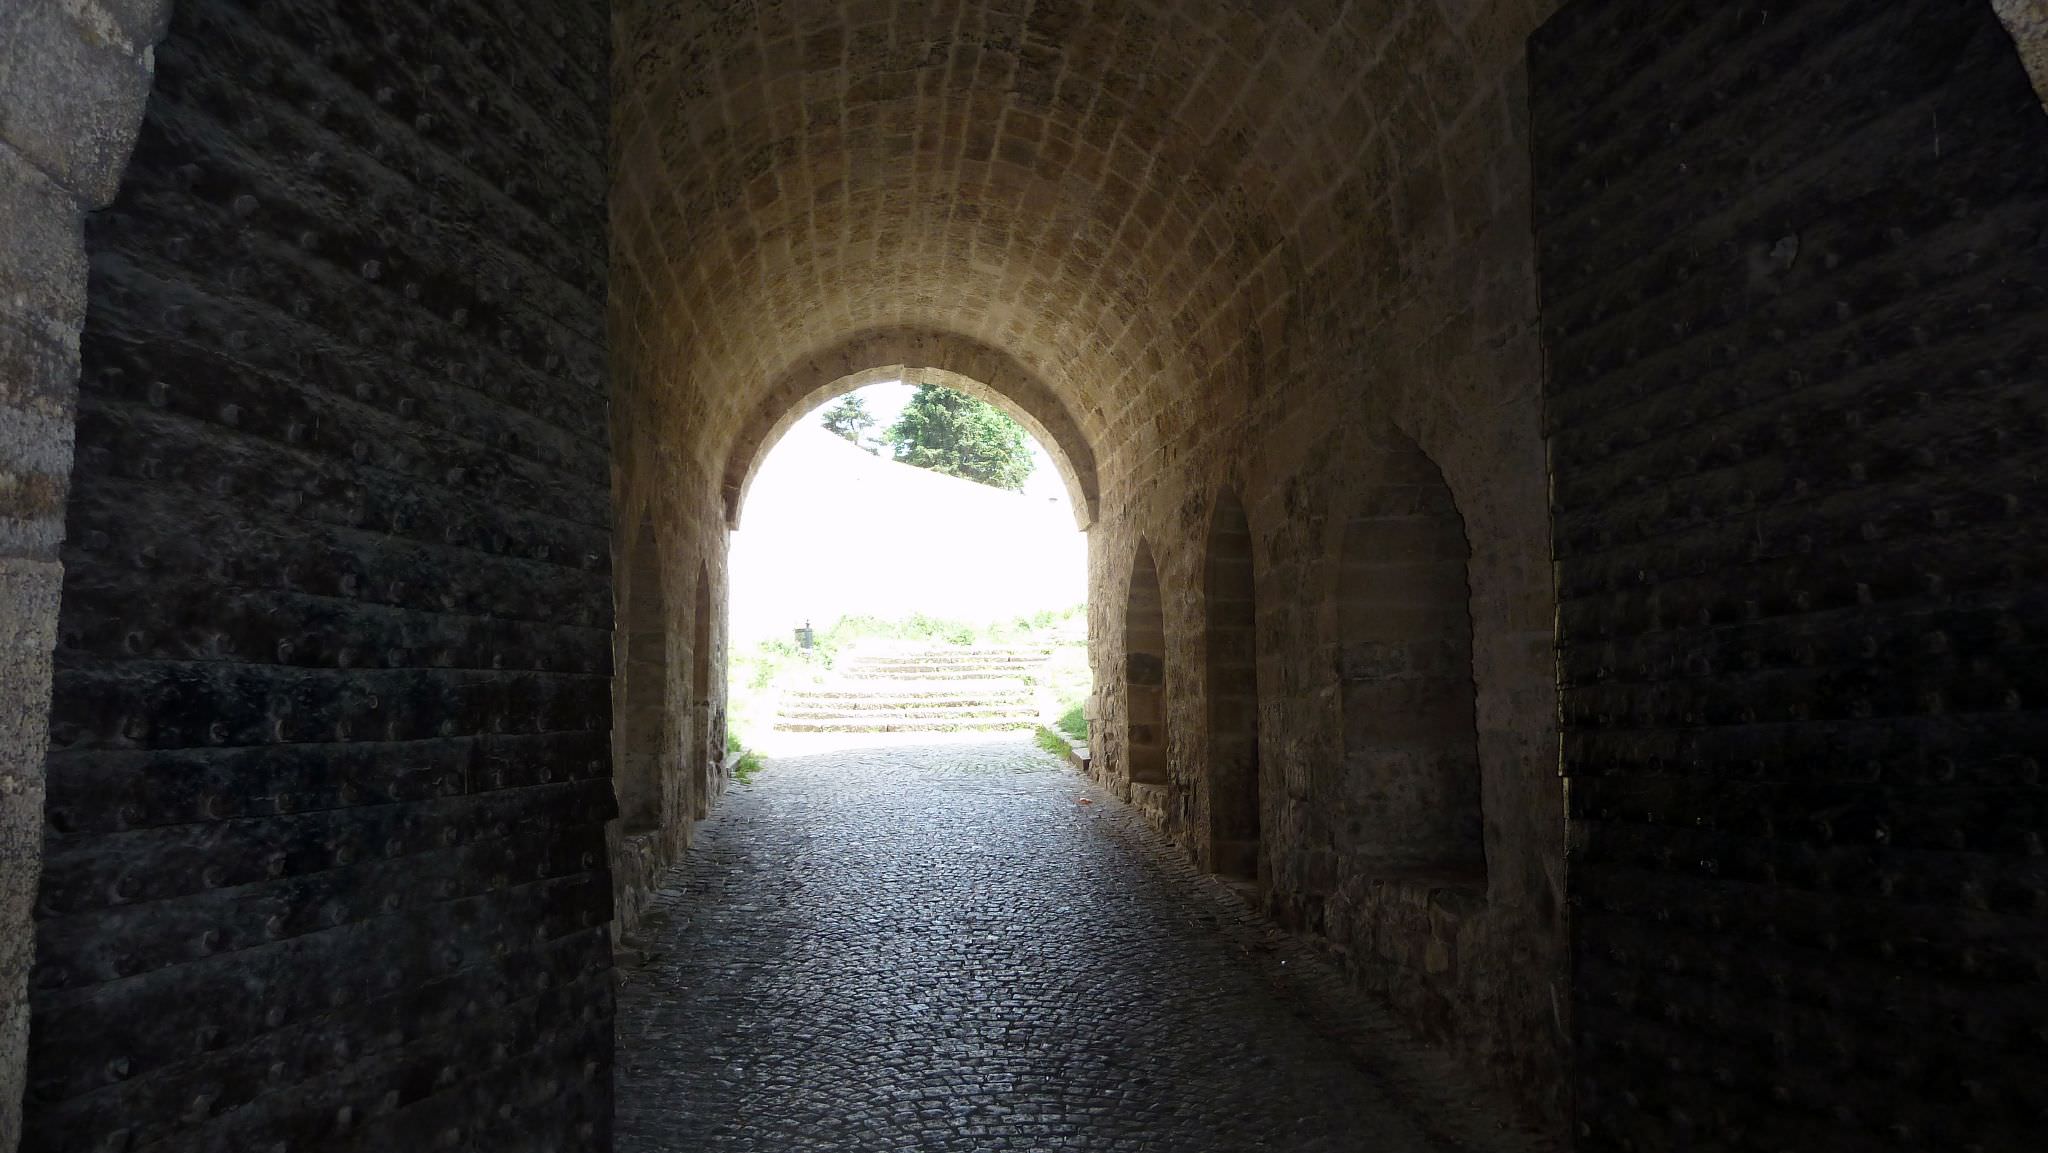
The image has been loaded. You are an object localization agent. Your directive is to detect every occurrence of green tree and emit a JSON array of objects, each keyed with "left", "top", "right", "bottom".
[
  {"left": 820, "top": 393, "right": 876, "bottom": 447},
  {"left": 884, "top": 386, "right": 1036, "bottom": 491}
]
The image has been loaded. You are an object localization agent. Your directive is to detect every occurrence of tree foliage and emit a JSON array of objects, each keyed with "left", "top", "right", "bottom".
[
  {"left": 884, "top": 386, "right": 1035, "bottom": 491},
  {"left": 819, "top": 393, "right": 876, "bottom": 447}
]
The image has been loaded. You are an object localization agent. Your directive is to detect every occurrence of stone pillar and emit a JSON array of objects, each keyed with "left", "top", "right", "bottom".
[{"left": 0, "top": 2, "right": 168, "bottom": 1147}]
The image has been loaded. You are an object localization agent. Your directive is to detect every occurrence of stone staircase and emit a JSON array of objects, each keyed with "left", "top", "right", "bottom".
[{"left": 774, "top": 645, "right": 1049, "bottom": 733}]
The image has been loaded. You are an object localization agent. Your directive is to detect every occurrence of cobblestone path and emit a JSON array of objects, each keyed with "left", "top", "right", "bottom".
[{"left": 615, "top": 737, "right": 1547, "bottom": 1153}]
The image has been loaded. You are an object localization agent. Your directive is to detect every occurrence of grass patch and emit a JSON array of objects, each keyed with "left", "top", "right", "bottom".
[
  {"left": 732, "top": 749, "right": 766, "bottom": 785},
  {"left": 1034, "top": 726, "right": 1073, "bottom": 759},
  {"left": 1054, "top": 702, "right": 1087, "bottom": 743}
]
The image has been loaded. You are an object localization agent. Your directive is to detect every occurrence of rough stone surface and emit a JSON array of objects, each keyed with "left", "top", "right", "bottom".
[
  {"left": 1995, "top": 0, "right": 2048, "bottom": 110},
  {"left": 0, "top": 1, "right": 160, "bottom": 204},
  {"left": 22, "top": 3, "right": 615, "bottom": 1151},
  {"left": 608, "top": 513, "right": 728, "bottom": 946},
  {"left": 616, "top": 736, "right": 1553, "bottom": 1153},
  {"left": 0, "top": 3, "right": 171, "bottom": 1148},
  {"left": 1533, "top": 1, "right": 2048, "bottom": 1149}
]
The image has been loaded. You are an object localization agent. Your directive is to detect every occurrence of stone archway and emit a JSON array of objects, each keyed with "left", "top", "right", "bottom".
[
  {"left": 719, "top": 328, "right": 1100, "bottom": 532},
  {"left": 10, "top": 2, "right": 2045, "bottom": 1150}
]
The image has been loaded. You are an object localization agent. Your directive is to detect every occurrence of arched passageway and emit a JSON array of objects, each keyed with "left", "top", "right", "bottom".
[
  {"left": 6, "top": 1, "right": 2046, "bottom": 1150},
  {"left": 1203, "top": 489, "right": 1260, "bottom": 880}
]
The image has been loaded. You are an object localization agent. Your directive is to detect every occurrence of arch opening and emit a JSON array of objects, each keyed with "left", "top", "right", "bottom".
[
  {"left": 1334, "top": 432, "right": 1486, "bottom": 882},
  {"left": 1204, "top": 489, "right": 1261, "bottom": 881},
  {"left": 1125, "top": 541, "right": 1169, "bottom": 787},
  {"left": 727, "top": 378, "right": 1086, "bottom": 643},
  {"left": 617, "top": 515, "right": 670, "bottom": 835},
  {"left": 721, "top": 331, "right": 1100, "bottom": 534},
  {"left": 723, "top": 375, "right": 1089, "bottom": 752}
]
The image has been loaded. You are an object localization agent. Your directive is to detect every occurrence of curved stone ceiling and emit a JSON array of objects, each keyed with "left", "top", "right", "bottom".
[{"left": 611, "top": 0, "right": 1474, "bottom": 473}]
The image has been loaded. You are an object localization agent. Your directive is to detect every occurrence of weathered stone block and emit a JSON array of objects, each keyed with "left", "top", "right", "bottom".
[
  {"left": 0, "top": 145, "right": 85, "bottom": 335},
  {"left": 0, "top": 556, "right": 59, "bottom": 1153},
  {"left": 0, "top": 557, "right": 59, "bottom": 777},
  {"left": 0, "top": 2, "right": 155, "bottom": 204},
  {"left": 1995, "top": 0, "right": 2048, "bottom": 109},
  {"left": 0, "top": 311, "right": 76, "bottom": 429}
]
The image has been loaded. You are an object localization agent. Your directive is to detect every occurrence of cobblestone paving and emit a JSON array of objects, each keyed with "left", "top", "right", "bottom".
[{"left": 615, "top": 737, "right": 1549, "bottom": 1153}]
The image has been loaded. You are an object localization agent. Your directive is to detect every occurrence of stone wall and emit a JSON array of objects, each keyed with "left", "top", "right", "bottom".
[
  {"left": 602, "top": 481, "right": 730, "bottom": 946},
  {"left": 20, "top": 3, "right": 616, "bottom": 1151},
  {"left": 1534, "top": 1, "right": 2048, "bottom": 1148},
  {"left": 0, "top": 3, "right": 170, "bottom": 1148},
  {"left": 1075, "top": 4, "right": 1571, "bottom": 1126}
]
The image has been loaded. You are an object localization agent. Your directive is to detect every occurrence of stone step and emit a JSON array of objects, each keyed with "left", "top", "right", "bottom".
[
  {"left": 778, "top": 702, "right": 1037, "bottom": 720},
  {"left": 784, "top": 690, "right": 1033, "bottom": 706},
  {"left": 791, "top": 678, "right": 1036, "bottom": 693},
  {"left": 773, "top": 716, "right": 1038, "bottom": 733},
  {"left": 851, "top": 646, "right": 1051, "bottom": 656},
  {"left": 839, "top": 651, "right": 1048, "bottom": 667},
  {"left": 836, "top": 667, "right": 1036, "bottom": 680},
  {"left": 778, "top": 644, "right": 1060, "bottom": 732},
  {"left": 843, "top": 660, "right": 1046, "bottom": 673},
  {"left": 845, "top": 648, "right": 1049, "bottom": 661}
]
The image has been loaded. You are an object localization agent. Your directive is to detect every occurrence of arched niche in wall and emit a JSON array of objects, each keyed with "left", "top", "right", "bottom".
[
  {"left": 617, "top": 517, "right": 670, "bottom": 833},
  {"left": 1125, "top": 540, "right": 1170, "bottom": 786},
  {"left": 691, "top": 561, "right": 714, "bottom": 819},
  {"left": 1204, "top": 488, "right": 1261, "bottom": 879},
  {"left": 1334, "top": 430, "right": 1486, "bottom": 882}
]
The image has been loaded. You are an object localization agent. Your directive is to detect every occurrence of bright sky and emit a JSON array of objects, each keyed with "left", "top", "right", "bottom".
[
  {"left": 725, "top": 385, "right": 1087, "bottom": 646},
  {"left": 830, "top": 382, "right": 1068, "bottom": 504}
]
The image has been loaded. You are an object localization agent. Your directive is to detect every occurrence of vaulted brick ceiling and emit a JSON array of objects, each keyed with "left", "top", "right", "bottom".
[{"left": 610, "top": 0, "right": 1538, "bottom": 480}]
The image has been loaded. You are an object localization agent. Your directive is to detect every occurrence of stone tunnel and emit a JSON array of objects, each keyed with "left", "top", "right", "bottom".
[{"left": 2, "top": 0, "right": 2046, "bottom": 1150}]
